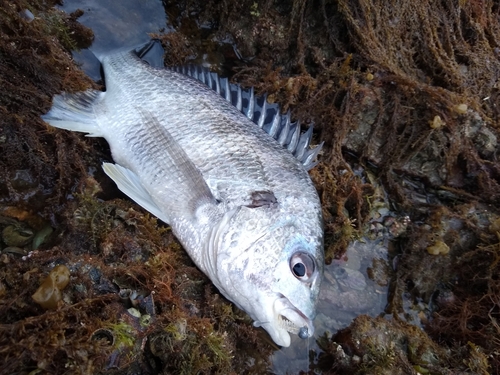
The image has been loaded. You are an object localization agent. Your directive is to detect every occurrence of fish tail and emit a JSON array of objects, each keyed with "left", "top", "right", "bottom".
[{"left": 41, "top": 89, "right": 104, "bottom": 137}]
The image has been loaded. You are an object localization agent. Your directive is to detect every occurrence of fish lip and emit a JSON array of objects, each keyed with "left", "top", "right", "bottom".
[{"left": 274, "top": 295, "right": 315, "bottom": 339}]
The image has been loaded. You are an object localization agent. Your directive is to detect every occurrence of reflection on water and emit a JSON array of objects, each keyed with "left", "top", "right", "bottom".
[{"left": 56, "top": 2, "right": 398, "bottom": 373}]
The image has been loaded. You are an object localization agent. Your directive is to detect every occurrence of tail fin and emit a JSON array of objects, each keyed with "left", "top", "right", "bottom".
[{"left": 41, "top": 89, "right": 105, "bottom": 137}]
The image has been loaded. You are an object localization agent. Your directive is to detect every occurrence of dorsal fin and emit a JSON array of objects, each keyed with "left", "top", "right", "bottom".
[{"left": 171, "top": 65, "right": 322, "bottom": 170}]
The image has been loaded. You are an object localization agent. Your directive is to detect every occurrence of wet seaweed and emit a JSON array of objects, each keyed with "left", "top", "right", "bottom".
[{"left": 3, "top": 0, "right": 500, "bottom": 373}]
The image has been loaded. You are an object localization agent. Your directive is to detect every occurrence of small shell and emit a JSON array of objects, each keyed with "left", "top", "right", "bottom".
[
  {"left": 429, "top": 115, "right": 445, "bottom": 129},
  {"left": 426, "top": 240, "right": 450, "bottom": 255},
  {"left": 32, "top": 265, "right": 71, "bottom": 310},
  {"left": 2, "top": 225, "right": 34, "bottom": 247},
  {"left": 91, "top": 328, "right": 115, "bottom": 345},
  {"left": 140, "top": 314, "right": 152, "bottom": 327},
  {"left": 454, "top": 103, "right": 468, "bottom": 114},
  {"left": 119, "top": 288, "right": 132, "bottom": 303},
  {"left": 2, "top": 246, "right": 28, "bottom": 256},
  {"left": 127, "top": 307, "right": 141, "bottom": 318},
  {"left": 32, "top": 224, "right": 53, "bottom": 250}
]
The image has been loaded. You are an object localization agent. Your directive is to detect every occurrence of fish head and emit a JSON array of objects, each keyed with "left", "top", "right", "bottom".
[{"left": 209, "top": 204, "right": 323, "bottom": 347}]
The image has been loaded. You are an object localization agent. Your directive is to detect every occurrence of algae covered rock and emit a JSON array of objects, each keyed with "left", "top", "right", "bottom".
[{"left": 318, "top": 315, "right": 446, "bottom": 374}]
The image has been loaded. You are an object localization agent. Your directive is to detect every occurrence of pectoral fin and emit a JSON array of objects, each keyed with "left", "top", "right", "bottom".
[
  {"left": 104, "top": 110, "right": 220, "bottom": 225},
  {"left": 102, "top": 162, "right": 171, "bottom": 224},
  {"left": 135, "top": 109, "right": 219, "bottom": 220}
]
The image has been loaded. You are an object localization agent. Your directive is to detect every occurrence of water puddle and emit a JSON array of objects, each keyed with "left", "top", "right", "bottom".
[
  {"left": 59, "top": 0, "right": 171, "bottom": 80},
  {"left": 271, "top": 238, "right": 391, "bottom": 373}
]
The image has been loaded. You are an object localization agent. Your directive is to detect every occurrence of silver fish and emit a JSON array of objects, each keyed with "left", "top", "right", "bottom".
[{"left": 41, "top": 40, "right": 324, "bottom": 347}]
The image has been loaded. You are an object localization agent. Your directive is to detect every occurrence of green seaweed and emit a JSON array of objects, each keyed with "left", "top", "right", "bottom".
[{"left": 106, "top": 322, "right": 136, "bottom": 349}]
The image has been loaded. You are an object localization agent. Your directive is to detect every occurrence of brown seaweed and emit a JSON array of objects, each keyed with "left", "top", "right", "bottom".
[{"left": 2, "top": 0, "right": 500, "bottom": 373}]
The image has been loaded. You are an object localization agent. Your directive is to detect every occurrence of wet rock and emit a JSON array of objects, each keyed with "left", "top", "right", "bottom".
[
  {"left": 342, "top": 87, "right": 383, "bottom": 164},
  {"left": 318, "top": 315, "right": 448, "bottom": 374},
  {"left": 9, "top": 170, "right": 38, "bottom": 191},
  {"left": 321, "top": 267, "right": 379, "bottom": 313},
  {"left": 367, "top": 258, "right": 391, "bottom": 287},
  {"left": 333, "top": 267, "right": 367, "bottom": 292},
  {"left": 464, "top": 111, "right": 498, "bottom": 159}
]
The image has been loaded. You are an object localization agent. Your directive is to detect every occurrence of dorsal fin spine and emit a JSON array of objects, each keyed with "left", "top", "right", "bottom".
[
  {"left": 288, "top": 122, "right": 300, "bottom": 153},
  {"left": 223, "top": 78, "right": 231, "bottom": 101},
  {"left": 278, "top": 110, "right": 291, "bottom": 146},
  {"left": 235, "top": 85, "right": 242, "bottom": 111},
  {"left": 257, "top": 95, "right": 267, "bottom": 129},
  {"left": 269, "top": 112, "right": 280, "bottom": 138},
  {"left": 212, "top": 72, "right": 220, "bottom": 94},
  {"left": 246, "top": 87, "right": 255, "bottom": 120},
  {"left": 169, "top": 65, "right": 322, "bottom": 169}
]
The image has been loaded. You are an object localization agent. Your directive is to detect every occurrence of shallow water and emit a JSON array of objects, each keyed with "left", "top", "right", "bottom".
[
  {"left": 57, "top": 1, "right": 395, "bottom": 373},
  {"left": 271, "top": 238, "right": 392, "bottom": 374},
  {"left": 59, "top": 0, "right": 171, "bottom": 80}
]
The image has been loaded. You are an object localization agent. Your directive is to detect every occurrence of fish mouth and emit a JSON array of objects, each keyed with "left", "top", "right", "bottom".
[{"left": 275, "top": 296, "right": 314, "bottom": 340}]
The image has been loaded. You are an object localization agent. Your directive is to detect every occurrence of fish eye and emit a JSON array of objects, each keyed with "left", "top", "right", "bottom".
[
  {"left": 290, "top": 252, "right": 315, "bottom": 281},
  {"left": 293, "top": 263, "right": 306, "bottom": 277}
]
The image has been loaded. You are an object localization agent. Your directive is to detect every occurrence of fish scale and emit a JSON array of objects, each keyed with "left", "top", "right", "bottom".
[{"left": 41, "top": 40, "right": 324, "bottom": 347}]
